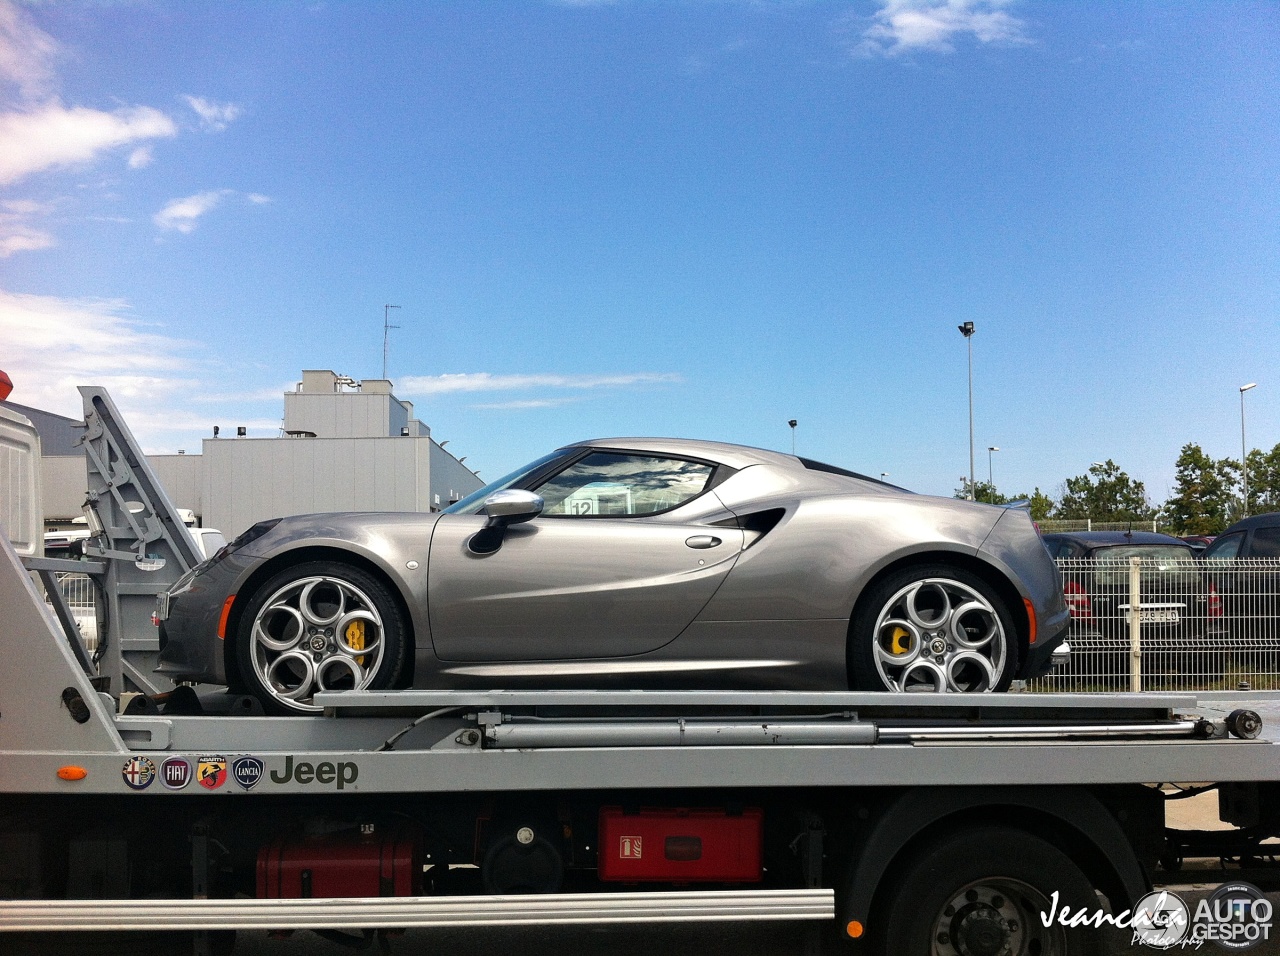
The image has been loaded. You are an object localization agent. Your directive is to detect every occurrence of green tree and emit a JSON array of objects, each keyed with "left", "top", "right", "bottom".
[
  {"left": 1020, "top": 487, "right": 1056, "bottom": 523},
  {"left": 954, "top": 480, "right": 1008, "bottom": 504},
  {"left": 1162, "top": 443, "right": 1238, "bottom": 535},
  {"left": 1244, "top": 443, "right": 1280, "bottom": 514},
  {"left": 1055, "top": 460, "right": 1154, "bottom": 522}
]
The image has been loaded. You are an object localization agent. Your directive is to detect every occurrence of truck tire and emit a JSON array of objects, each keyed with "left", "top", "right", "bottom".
[
  {"left": 876, "top": 826, "right": 1101, "bottom": 956},
  {"left": 236, "top": 561, "right": 406, "bottom": 715},
  {"left": 850, "top": 565, "right": 1018, "bottom": 693}
]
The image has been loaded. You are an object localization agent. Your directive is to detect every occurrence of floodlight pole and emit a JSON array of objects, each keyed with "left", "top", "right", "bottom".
[
  {"left": 958, "top": 322, "right": 976, "bottom": 500},
  {"left": 988, "top": 446, "right": 1000, "bottom": 489},
  {"left": 788, "top": 419, "right": 798, "bottom": 456},
  {"left": 1241, "top": 383, "right": 1257, "bottom": 516},
  {"left": 383, "top": 305, "right": 402, "bottom": 380}
]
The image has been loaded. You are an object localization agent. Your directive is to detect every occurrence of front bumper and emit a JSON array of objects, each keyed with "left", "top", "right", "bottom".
[{"left": 155, "top": 552, "right": 256, "bottom": 684}]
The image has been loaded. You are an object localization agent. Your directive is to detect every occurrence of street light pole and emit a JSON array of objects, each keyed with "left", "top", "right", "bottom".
[
  {"left": 988, "top": 446, "right": 999, "bottom": 489},
  {"left": 958, "top": 322, "right": 976, "bottom": 500},
  {"left": 788, "top": 419, "right": 797, "bottom": 456},
  {"left": 1241, "top": 383, "right": 1257, "bottom": 516}
]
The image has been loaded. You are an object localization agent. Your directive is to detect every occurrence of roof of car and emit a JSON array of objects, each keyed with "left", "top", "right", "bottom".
[
  {"left": 572, "top": 438, "right": 805, "bottom": 471},
  {"left": 1041, "top": 531, "right": 1191, "bottom": 548},
  {"left": 1219, "top": 511, "right": 1280, "bottom": 535}
]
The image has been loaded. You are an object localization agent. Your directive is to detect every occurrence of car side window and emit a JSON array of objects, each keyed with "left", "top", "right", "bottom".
[
  {"left": 534, "top": 452, "right": 715, "bottom": 517},
  {"left": 1204, "top": 532, "right": 1244, "bottom": 560},
  {"left": 1250, "top": 527, "right": 1280, "bottom": 558}
]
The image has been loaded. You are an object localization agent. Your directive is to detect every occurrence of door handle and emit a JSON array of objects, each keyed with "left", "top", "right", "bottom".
[{"left": 685, "top": 535, "right": 722, "bottom": 550}]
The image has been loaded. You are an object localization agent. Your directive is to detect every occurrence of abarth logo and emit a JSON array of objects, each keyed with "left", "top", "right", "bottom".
[{"left": 197, "top": 756, "right": 227, "bottom": 790}]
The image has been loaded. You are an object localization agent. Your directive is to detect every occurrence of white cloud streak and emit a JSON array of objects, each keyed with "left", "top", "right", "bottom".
[
  {"left": 472, "top": 398, "right": 582, "bottom": 410},
  {"left": 0, "top": 103, "right": 177, "bottom": 185},
  {"left": 0, "top": 198, "right": 54, "bottom": 257},
  {"left": 183, "top": 95, "right": 241, "bottom": 132},
  {"left": 857, "top": 0, "right": 1028, "bottom": 56},
  {"left": 153, "top": 189, "right": 231, "bottom": 233},
  {"left": 0, "top": 0, "right": 57, "bottom": 101},
  {"left": 0, "top": 288, "right": 197, "bottom": 422},
  {"left": 398, "top": 372, "right": 682, "bottom": 395}
]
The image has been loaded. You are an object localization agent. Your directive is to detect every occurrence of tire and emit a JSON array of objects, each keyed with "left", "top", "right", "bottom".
[
  {"left": 876, "top": 826, "right": 1102, "bottom": 956},
  {"left": 849, "top": 564, "right": 1019, "bottom": 693},
  {"left": 235, "top": 561, "right": 407, "bottom": 715}
]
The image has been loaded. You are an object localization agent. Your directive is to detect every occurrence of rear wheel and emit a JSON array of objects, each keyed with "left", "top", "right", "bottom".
[
  {"left": 876, "top": 826, "right": 1102, "bottom": 956},
  {"left": 850, "top": 565, "right": 1018, "bottom": 692},
  {"left": 235, "top": 561, "right": 406, "bottom": 715}
]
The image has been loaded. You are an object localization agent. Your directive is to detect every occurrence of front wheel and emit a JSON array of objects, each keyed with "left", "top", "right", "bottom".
[
  {"left": 876, "top": 827, "right": 1102, "bottom": 956},
  {"left": 850, "top": 565, "right": 1018, "bottom": 692},
  {"left": 235, "top": 561, "right": 407, "bottom": 715}
]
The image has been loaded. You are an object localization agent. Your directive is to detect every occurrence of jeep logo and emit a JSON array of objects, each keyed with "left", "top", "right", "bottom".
[{"left": 270, "top": 756, "right": 358, "bottom": 790}]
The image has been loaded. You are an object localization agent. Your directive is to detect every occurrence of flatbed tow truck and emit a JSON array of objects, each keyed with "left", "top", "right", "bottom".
[{"left": 2, "top": 389, "right": 1279, "bottom": 956}]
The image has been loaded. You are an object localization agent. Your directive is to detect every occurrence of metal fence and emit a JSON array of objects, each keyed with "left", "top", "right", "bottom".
[
  {"left": 1027, "top": 557, "right": 1280, "bottom": 693},
  {"left": 41, "top": 571, "right": 99, "bottom": 653},
  {"left": 1036, "top": 519, "right": 1162, "bottom": 534}
]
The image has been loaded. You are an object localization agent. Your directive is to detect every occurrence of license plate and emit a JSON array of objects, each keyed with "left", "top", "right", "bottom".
[{"left": 1123, "top": 607, "right": 1180, "bottom": 624}]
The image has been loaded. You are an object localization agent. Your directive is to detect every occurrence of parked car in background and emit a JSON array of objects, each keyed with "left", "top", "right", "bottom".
[
  {"left": 157, "top": 438, "right": 1069, "bottom": 713},
  {"left": 1201, "top": 513, "right": 1280, "bottom": 648},
  {"left": 1041, "top": 531, "right": 1225, "bottom": 672},
  {"left": 1179, "top": 535, "right": 1216, "bottom": 555}
]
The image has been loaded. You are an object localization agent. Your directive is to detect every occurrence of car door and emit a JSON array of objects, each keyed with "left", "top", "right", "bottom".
[{"left": 427, "top": 450, "right": 744, "bottom": 661}]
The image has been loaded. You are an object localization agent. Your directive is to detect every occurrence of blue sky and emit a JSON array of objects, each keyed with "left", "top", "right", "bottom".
[{"left": 2, "top": 0, "right": 1277, "bottom": 503}]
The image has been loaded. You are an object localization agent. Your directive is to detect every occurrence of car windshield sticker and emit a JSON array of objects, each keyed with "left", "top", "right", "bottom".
[
  {"left": 122, "top": 756, "right": 156, "bottom": 790},
  {"left": 232, "top": 756, "right": 264, "bottom": 790},
  {"left": 161, "top": 757, "right": 191, "bottom": 790},
  {"left": 197, "top": 756, "right": 227, "bottom": 790}
]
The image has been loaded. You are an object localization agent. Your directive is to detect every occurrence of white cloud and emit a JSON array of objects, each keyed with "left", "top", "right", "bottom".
[
  {"left": 472, "top": 398, "right": 582, "bottom": 410},
  {"left": 128, "top": 145, "right": 153, "bottom": 169},
  {"left": 0, "top": 199, "right": 54, "bottom": 257},
  {"left": 153, "top": 189, "right": 231, "bottom": 233},
  {"left": 398, "top": 372, "right": 682, "bottom": 395},
  {"left": 0, "top": 288, "right": 196, "bottom": 422},
  {"left": 246, "top": 193, "right": 272, "bottom": 204},
  {"left": 0, "top": 0, "right": 57, "bottom": 102},
  {"left": 183, "top": 95, "right": 241, "bottom": 132},
  {"left": 0, "top": 102, "right": 177, "bottom": 186},
  {"left": 856, "top": 0, "right": 1028, "bottom": 56}
]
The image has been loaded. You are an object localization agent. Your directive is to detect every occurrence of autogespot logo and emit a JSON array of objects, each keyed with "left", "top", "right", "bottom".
[
  {"left": 1040, "top": 883, "right": 1273, "bottom": 951},
  {"left": 1191, "top": 883, "right": 1273, "bottom": 951}
]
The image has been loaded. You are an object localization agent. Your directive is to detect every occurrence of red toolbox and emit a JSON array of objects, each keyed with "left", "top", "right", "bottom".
[
  {"left": 256, "top": 825, "right": 421, "bottom": 899},
  {"left": 597, "top": 806, "right": 763, "bottom": 883}
]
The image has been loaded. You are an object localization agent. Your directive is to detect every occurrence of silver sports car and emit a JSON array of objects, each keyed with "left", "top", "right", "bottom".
[{"left": 157, "top": 438, "right": 1069, "bottom": 714}]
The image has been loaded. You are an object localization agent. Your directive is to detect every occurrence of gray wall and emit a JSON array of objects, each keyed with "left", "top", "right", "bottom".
[
  {"left": 430, "top": 442, "right": 486, "bottom": 509},
  {"left": 40, "top": 454, "right": 206, "bottom": 526},
  {"left": 203, "top": 436, "right": 443, "bottom": 536}
]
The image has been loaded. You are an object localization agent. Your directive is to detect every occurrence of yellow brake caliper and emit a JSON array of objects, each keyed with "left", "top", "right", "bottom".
[
  {"left": 889, "top": 626, "right": 912, "bottom": 656},
  {"left": 345, "top": 620, "right": 366, "bottom": 666}
]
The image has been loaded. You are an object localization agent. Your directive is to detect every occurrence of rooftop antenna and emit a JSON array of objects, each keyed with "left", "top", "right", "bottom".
[{"left": 382, "top": 304, "right": 401, "bottom": 380}]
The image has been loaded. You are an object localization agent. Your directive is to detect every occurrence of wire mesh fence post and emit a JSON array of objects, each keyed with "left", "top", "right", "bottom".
[{"left": 1129, "top": 556, "right": 1142, "bottom": 692}]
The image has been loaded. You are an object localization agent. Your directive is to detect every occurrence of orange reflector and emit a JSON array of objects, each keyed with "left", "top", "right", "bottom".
[
  {"left": 57, "top": 766, "right": 87, "bottom": 781},
  {"left": 1023, "top": 598, "right": 1038, "bottom": 644},
  {"left": 217, "top": 595, "right": 236, "bottom": 640},
  {"left": 846, "top": 920, "right": 864, "bottom": 939}
]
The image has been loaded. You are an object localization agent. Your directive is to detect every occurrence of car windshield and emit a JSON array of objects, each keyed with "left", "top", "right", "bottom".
[
  {"left": 1088, "top": 544, "right": 1197, "bottom": 585},
  {"left": 443, "top": 450, "right": 571, "bottom": 515}
]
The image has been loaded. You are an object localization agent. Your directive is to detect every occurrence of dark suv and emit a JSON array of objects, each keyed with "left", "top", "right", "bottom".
[
  {"left": 1201, "top": 513, "right": 1280, "bottom": 643},
  {"left": 1041, "top": 531, "right": 1226, "bottom": 671}
]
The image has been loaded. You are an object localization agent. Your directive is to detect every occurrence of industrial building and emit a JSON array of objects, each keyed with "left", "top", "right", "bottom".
[{"left": 3, "top": 370, "right": 483, "bottom": 537}]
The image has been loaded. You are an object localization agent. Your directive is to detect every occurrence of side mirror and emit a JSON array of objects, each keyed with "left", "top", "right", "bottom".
[
  {"left": 468, "top": 490, "right": 544, "bottom": 555},
  {"left": 482, "top": 489, "right": 544, "bottom": 526}
]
